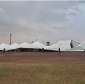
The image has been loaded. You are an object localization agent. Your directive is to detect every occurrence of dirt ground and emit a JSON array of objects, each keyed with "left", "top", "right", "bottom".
[
  {"left": 0, "top": 52, "right": 85, "bottom": 84},
  {"left": 0, "top": 51, "right": 85, "bottom": 64}
]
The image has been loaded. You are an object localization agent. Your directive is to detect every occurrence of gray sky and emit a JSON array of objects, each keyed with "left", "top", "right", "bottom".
[{"left": 0, "top": 0, "right": 85, "bottom": 43}]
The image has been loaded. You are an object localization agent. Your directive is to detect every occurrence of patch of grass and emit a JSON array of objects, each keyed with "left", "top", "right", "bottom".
[{"left": 0, "top": 63, "right": 85, "bottom": 84}]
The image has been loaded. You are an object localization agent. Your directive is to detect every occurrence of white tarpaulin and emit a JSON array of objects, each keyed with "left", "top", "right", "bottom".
[
  {"left": 46, "top": 40, "right": 81, "bottom": 51},
  {"left": 19, "top": 42, "right": 31, "bottom": 48},
  {"left": 66, "top": 45, "right": 84, "bottom": 51},
  {"left": 30, "top": 41, "right": 46, "bottom": 49},
  {"left": 0, "top": 40, "right": 83, "bottom": 51},
  {"left": 47, "top": 40, "right": 71, "bottom": 51},
  {"left": 0, "top": 43, "right": 10, "bottom": 50},
  {"left": 8, "top": 43, "right": 19, "bottom": 50}
]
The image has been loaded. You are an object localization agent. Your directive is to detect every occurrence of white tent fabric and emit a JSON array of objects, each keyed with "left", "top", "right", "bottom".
[
  {"left": 47, "top": 40, "right": 71, "bottom": 51},
  {"left": 19, "top": 42, "right": 31, "bottom": 48},
  {"left": 30, "top": 41, "right": 46, "bottom": 49},
  {"left": 0, "top": 40, "right": 83, "bottom": 51},
  {"left": 71, "top": 40, "right": 80, "bottom": 47},
  {"left": 0, "top": 43, "right": 10, "bottom": 50},
  {"left": 46, "top": 40, "right": 81, "bottom": 51},
  {"left": 8, "top": 43, "right": 19, "bottom": 50},
  {"left": 80, "top": 43, "right": 85, "bottom": 50},
  {"left": 66, "top": 45, "right": 84, "bottom": 51}
]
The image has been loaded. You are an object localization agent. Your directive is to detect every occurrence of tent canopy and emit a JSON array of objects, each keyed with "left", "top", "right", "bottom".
[
  {"left": 0, "top": 43, "right": 10, "bottom": 50},
  {"left": 47, "top": 40, "right": 81, "bottom": 51},
  {"left": 0, "top": 40, "right": 83, "bottom": 51},
  {"left": 8, "top": 43, "right": 19, "bottom": 50},
  {"left": 30, "top": 41, "right": 46, "bottom": 49},
  {"left": 19, "top": 42, "right": 31, "bottom": 48}
]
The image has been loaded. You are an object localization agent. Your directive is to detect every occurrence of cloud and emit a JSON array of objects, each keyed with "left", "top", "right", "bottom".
[
  {"left": 0, "top": 1, "right": 85, "bottom": 43},
  {"left": 0, "top": 0, "right": 83, "bottom": 1},
  {"left": 0, "top": 8, "right": 5, "bottom": 13}
]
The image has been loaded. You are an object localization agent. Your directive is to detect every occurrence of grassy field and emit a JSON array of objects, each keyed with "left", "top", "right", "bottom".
[
  {"left": 0, "top": 52, "right": 85, "bottom": 84},
  {"left": 0, "top": 63, "right": 85, "bottom": 84}
]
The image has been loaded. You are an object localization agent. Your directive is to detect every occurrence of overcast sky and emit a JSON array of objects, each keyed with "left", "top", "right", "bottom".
[{"left": 0, "top": 0, "right": 85, "bottom": 44}]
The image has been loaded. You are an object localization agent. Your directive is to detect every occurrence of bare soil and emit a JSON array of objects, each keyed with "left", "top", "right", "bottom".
[{"left": 0, "top": 51, "right": 85, "bottom": 64}]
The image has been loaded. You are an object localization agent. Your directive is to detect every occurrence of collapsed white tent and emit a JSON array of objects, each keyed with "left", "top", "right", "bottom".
[
  {"left": 13, "top": 41, "right": 46, "bottom": 49},
  {"left": 19, "top": 42, "right": 31, "bottom": 48},
  {"left": 46, "top": 40, "right": 81, "bottom": 51},
  {"left": 71, "top": 40, "right": 80, "bottom": 47},
  {"left": 8, "top": 43, "right": 19, "bottom": 50},
  {"left": 47, "top": 40, "right": 71, "bottom": 51},
  {"left": 30, "top": 41, "right": 46, "bottom": 49},
  {"left": 0, "top": 40, "right": 83, "bottom": 51},
  {"left": 79, "top": 43, "right": 85, "bottom": 50},
  {"left": 0, "top": 43, "right": 10, "bottom": 50},
  {"left": 66, "top": 45, "right": 84, "bottom": 51}
]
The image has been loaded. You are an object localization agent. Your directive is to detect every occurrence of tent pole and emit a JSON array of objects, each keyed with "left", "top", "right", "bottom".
[{"left": 10, "top": 33, "right": 12, "bottom": 45}]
